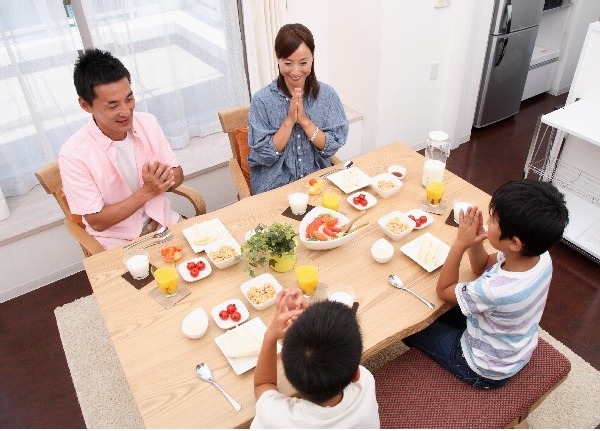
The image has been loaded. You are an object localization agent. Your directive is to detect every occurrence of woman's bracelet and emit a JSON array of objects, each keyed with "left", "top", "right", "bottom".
[{"left": 309, "top": 126, "right": 319, "bottom": 142}]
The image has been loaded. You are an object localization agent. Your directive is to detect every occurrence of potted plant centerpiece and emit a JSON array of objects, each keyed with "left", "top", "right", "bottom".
[{"left": 240, "top": 222, "right": 297, "bottom": 276}]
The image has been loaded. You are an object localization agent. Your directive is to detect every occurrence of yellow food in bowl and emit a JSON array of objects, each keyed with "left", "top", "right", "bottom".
[
  {"left": 385, "top": 217, "right": 410, "bottom": 234},
  {"left": 247, "top": 283, "right": 276, "bottom": 305},
  {"left": 209, "top": 245, "right": 237, "bottom": 262},
  {"left": 377, "top": 180, "right": 396, "bottom": 190}
]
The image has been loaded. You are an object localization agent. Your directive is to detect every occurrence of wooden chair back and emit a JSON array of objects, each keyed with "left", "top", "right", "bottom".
[
  {"left": 218, "top": 105, "right": 249, "bottom": 167},
  {"left": 35, "top": 162, "right": 82, "bottom": 227}
]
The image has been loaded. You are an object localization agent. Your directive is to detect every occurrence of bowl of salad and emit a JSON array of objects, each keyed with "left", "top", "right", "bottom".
[{"left": 299, "top": 206, "right": 361, "bottom": 250}]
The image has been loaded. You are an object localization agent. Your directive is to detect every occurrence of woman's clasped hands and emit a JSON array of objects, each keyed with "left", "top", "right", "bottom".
[{"left": 286, "top": 87, "right": 309, "bottom": 127}]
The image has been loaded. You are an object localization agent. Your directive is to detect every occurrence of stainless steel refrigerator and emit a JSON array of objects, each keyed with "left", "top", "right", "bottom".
[{"left": 473, "top": 0, "right": 544, "bottom": 128}]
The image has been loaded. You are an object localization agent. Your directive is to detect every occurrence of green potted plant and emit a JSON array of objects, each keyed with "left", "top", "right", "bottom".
[{"left": 240, "top": 222, "right": 297, "bottom": 276}]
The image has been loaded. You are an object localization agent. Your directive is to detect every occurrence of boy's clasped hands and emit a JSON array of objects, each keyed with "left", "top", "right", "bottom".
[
  {"left": 455, "top": 206, "right": 488, "bottom": 250},
  {"left": 265, "top": 288, "right": 307, "bottom": 342}
]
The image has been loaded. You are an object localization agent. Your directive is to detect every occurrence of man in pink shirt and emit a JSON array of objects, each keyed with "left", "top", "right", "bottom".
[{"left": 59, "top": 49, "right": 182, "bottom": 250}]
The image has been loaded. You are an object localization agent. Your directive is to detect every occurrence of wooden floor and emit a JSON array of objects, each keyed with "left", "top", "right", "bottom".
[{"left": 1, "top": 93, "right": 599, "bottom": 428}]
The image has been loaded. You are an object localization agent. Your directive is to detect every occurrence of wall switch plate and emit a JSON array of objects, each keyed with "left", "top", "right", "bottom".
[
  {"left": 430, "top": 62, "right": 439, "bottom": 80},
  {"left": 434, "top": 0, "right": 450, "bottom": 8}
]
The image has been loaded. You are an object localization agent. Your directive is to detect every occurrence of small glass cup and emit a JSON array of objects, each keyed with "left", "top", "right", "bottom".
[
  {"left": 288, "top": 188, "right": 309, "bottom": 215},
  {"left": 123, "top": 249, "right": 150, "bottom": 280},
  {"left": 321, "top": 187, "right": 341, "bottom": 211},
  {"left": 153, "top": 266, "right": 179, "bottom": 297},
  {"left": 295, "top": 264, "right": 319, "bottom": 297},
  {"left": 425, "top": 181, "right": 446, "bottom": 207}
]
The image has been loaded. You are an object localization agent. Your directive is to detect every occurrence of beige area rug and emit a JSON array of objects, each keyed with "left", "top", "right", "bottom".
[{"left": 55, "top": 295, "right": 600, "bottom": 429}]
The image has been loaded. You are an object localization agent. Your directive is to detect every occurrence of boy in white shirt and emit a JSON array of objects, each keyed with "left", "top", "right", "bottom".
[
  {"left": 251, "top": 289, "right": 380, "bottom": 428},
  {"left": 405, "top": 179, "right": 569, "bottom": 388}
]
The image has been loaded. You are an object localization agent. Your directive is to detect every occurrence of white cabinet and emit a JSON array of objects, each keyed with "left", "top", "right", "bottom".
[{"left": 524, "top": 22, "right": 600, "bottom": 263}]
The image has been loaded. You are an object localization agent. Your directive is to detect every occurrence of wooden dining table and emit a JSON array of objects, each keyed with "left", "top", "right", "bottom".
[{"left": 83, "top": 142, "right": 495, "bottom": 428}]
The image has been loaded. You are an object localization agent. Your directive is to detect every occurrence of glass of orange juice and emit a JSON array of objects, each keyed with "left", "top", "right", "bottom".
[
  {"left": 321, "top": 187, "right": 341, "bottom": 211},
  {"left": 153, "top": 266, "right": 178, "bottom": 297},
  {"left": 295, "top": 264, "right": 319, "bottom": 297},
  {"left": 425, "top": 181, "right": 446, "bottom": 207}
]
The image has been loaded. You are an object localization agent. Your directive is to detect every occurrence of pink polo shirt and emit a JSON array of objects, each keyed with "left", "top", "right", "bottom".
[{"left": 58, "top": 112, "right": 180, "bottom": 250}]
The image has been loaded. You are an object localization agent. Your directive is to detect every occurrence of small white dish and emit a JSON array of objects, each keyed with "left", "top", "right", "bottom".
[
  {"left": 178, "top": 257, "right": 212, "bottom": 282},
  {"left": 214, "top": 317, "right": 281, "bottom": 375},
  {"left": 347, "top": 191, "right": 378, "bottom": 210},
  {"left": 211, "top": 298, "right": 250, "bottom": 330},
  {"left": 404, "top": 208, "right": 434, "bottom": 229},
  {"left": 204, "top": 237, "right": 242, "bottom": 270},
  {"left": 326, "top": 284, "right": 356, "bottom": 307},
  {"left": 181, "top": 308, "right": 209, "bottom": 339},
  {"left": 387, "top": 165, "right": 407, "bottom": 180},
  {"left": 240, "top": 273, "right": 284, "bottom": 310},
  {"left": 371, "top": 238, "right": 395, "bottom": 263},
  {"left": 400, "top": 232, "right": 450, "bottom": 272},
  {"left": 370, "top": 173, "right": 403, "bottom": 199},
  {"left": 378, "top": 211, "right": 416, "bottom": 241}
]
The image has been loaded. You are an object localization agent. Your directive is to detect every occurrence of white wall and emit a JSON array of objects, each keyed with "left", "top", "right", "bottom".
[{"left": 282, "top": 0, "right": 494, "bottom": 150}]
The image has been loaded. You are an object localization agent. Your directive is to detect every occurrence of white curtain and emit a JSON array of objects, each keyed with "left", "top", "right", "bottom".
[
  {"left": 0, "top": 1, "right": 83, "bottom": 197},
  {"left": 79, "top": 0, "right": 250, "bottom": 149},
  {"left": 242, "top": 0, "right": 283, "bottom": 96}
]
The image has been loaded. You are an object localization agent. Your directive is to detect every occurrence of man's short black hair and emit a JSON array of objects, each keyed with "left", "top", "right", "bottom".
[
  {"left": 282, "top": 300, "right": 363, "bottom": 404},
  {"left": 73, "top": 48, "right": 130, "bottom": 105},
  {"left": 490, "top": 179, "right": 569, "bottom": 256}
]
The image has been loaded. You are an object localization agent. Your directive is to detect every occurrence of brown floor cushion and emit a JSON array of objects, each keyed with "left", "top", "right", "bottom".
[{"left": 374, "top": 337, "right": 571, "bottom": 428}]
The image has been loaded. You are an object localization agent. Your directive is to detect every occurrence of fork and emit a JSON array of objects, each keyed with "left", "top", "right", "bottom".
[
  {"left": 320, "top": 160, "right": 354, "bottom": 178},
  {"left": 124, "top": 226, "right": 170, "bottom": 250},
  {"left": 140, "top": 233, "right": 173, "bottom": 249}
]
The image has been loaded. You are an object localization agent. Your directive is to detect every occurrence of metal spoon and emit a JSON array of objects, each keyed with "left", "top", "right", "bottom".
[
  {"left": 196, "top": 363, "right": 242, "bottom": 411},
  {"left": 140, "top": 232, "right": 173, "bottom": 249},
  {"left": 124, "top": 226, "right": 170, "bottom": 250},
  {"left": 388, "top": 275, "right": 435, "bottom": 309}
]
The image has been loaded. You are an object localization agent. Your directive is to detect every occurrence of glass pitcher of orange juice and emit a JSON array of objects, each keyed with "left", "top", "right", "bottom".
[{"left": 153, "top": 266, "right": 178, "bottom": 297}]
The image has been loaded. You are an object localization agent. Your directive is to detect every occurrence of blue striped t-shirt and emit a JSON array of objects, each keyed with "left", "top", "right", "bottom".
[{"left": 455, "top": 251, "right": 552, "bottom": 380}]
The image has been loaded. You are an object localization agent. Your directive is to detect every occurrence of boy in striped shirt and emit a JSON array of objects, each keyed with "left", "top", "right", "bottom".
[{"left": 405, "top": 179, "right": 568, "bottom": 388}]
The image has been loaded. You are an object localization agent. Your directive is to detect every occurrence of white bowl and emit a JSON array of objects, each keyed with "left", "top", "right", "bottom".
[
  {"left": 240, "top": 273, "right": 284, "bottom": 310},
  {"left": 371, "top": 238, "right": 395, "bottom": 263},
  {"left": 326, "top": 284, "right": 356, "bottom": 307},
  {"left": 378, "top": 211, "right": 416, "bottom": 241},
  {"left": 204, "top": 237, "right": 241, "bottom": 269},
  {"left": 387, "top": 165, "right": 407, "bottom": 180},
  {"left": 299, "top": 206, "right": 360, "bottom": 251},
  {"left": 181, "top": 308, "right": 209, "bottom": 339},
  {"left": 370, "top": 173, "right": 403, "bottom": 198}
]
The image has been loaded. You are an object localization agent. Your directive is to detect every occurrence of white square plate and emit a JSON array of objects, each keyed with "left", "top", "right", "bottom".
[
  {"left": 182, "top": 218, "right": 232, "bottom": 253},
  {"left": 326, "top": 167, "right": 371, "bottom": 194},
  {"left": 400, "top": 232, "right": 450, "bottom": 272},
  {"left": 210, "top": 298, "right": 250, "bottom": 330},
  {"left": 214, "top": 317, "right": 281, "bottom": 375},
  {"left": 347, "top": 191, "right": 378, "bottom": 210},
  {"left": 404, "top": 208, "right": 434, "bottom": 230}
]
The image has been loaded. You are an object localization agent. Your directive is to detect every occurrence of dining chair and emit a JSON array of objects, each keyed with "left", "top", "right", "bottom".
[
  {"left": 218, "top": 105, "right": 343, "bottom": 200},
  {"left": 35, "top": 161, "right": 207, "bottom": 257}
]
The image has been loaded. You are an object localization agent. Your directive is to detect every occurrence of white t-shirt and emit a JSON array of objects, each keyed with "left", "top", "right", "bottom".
[
  {"left": 250, "top": 365, "right": 380, "bottom": 429},
  {"left": 456, "top": 251, "right": 552, "bottom": 380},
  {"left": 115, "top": 133, "right": 150, "bottom": 225}
]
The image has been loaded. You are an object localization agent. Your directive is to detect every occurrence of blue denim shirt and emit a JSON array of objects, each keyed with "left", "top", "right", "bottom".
[{"left": 248, "top": 80, "right": 348, "bottom": 194}]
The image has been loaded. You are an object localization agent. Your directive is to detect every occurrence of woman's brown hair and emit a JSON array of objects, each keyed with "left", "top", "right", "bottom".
[{"left": 274, "top": 23, "right": 319, "bottom": 99}]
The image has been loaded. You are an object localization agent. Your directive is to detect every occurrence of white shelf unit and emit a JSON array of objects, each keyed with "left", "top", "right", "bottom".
[{"left": 524, "top": 100, "right": 600, "bottom": 263}]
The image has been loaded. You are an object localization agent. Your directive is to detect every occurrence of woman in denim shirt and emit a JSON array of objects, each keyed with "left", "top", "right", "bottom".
[{"left": 248, "top": 23, "right": 348, "bottom": 194}]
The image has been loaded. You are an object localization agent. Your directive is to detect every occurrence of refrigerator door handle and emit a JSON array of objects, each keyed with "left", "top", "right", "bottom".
[
  {"left": 506, "top": 2, "right": 513, "bottom": 34},
  {"left": 495, "top": 38, "right": 509, "bottom": 67}
]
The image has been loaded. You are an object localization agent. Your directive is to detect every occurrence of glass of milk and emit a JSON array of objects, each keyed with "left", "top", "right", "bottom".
[
  {"left": 123, "top": 249, "right": 150, "bottom": 280},
  {"left": 288, "top": 188, "right": 310, "bottom": 215}
]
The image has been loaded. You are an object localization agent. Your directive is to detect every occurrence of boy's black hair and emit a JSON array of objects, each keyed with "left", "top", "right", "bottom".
[
  {"left": 73, "top": 48, "right": 131, "bottom": 105},
  {"left": 281, "top": 300, "right": 362, "bottom": 404},
  {"left": 490, "top": 179, "right": 568, "bottom": 256}
]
